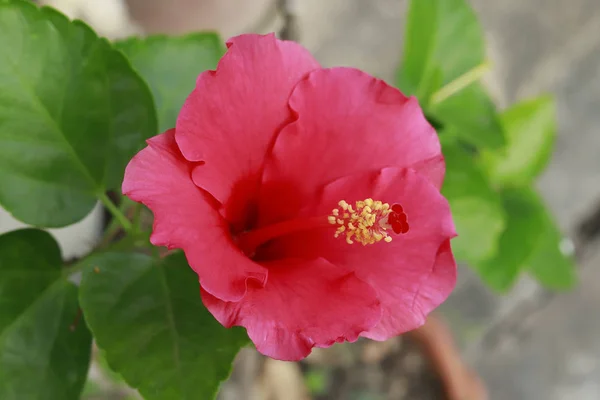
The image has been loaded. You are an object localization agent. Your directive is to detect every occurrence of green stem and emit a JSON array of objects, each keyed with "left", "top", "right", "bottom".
[
  {"left": 98, "top": 192, "right": 133, "bottom": 233},
  {"left": 430, "top": 61, "right": 492, "bottom": 106},
  {"left": 132, "top": 203, "right": 144, "bottom": 234},
  {"left": 62, "top": 255, "right": 92, "bottom": 278}
]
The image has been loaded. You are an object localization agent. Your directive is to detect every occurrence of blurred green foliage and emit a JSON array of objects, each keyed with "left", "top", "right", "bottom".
[
  {"left": 397, "top": 0, "right": 576, "bottom": 292},
  {"left": 116, "top": 33, "right": 226, "bottom": 133}
]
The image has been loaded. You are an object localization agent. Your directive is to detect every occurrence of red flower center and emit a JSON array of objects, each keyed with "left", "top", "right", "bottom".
[{"left": 237, "top": 198, "right": 409, "bottom": 256}]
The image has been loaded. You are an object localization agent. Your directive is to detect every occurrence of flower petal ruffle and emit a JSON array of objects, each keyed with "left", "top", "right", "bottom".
[
  {"left": 258, "top": 67, "right": 444, "bottom": 226},
  {"left": 363, "top": 239, "right": 456, "bottom": 340},
  {"left": 175, "top": 33, "right": 320, "bottom": 230},
  {"left": 122, "top": 129, "right": 267, "bottom": 302},
  {"left": 201, "top": 257, "right": 381, "bottom": 361}
]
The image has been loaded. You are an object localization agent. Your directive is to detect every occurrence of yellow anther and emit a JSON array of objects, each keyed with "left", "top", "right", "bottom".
[{"left": 328, "top": 198, "right": 394, "bottom": 246}]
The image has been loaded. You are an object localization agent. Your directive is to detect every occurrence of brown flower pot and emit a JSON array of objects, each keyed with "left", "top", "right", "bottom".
[{"left": 410, "top": 315, "right": 488, "bottom": 400}]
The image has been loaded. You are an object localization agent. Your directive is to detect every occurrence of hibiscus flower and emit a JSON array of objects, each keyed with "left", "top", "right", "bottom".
[{"left": 122, "top": 33, "right": 457, "bottom": 361}]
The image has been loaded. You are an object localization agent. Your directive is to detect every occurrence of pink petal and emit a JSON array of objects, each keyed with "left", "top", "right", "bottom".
[
  {"left": 175, "top": 33, "right": 320, "bottom": 229},
  {"left": 201, "top": 258, "right": 381, "bottom": 361},
  {"left": 364, "top": 239, "right": 456, "bottom": 340},
  {"left": 258, "top": 67, "right": 443, "bottom": 226},
  {"left": 122, "top": 129, "right": 267, "bottom": 302},
  {"left": 259, "top": 167, "right": 456, "bottom": 338}
]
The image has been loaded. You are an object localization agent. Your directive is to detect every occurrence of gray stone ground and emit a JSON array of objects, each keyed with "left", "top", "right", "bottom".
[{"left": 19, "top": 0, "right": 600, "bottom": 399}]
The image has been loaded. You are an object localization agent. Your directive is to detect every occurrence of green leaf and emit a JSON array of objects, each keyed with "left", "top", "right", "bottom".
[
  {"left": 397, "top": 0, "right": 485, "bottom": 101},
  {"left": 519, "top": 191, "right": 576, "bottom": 290},
  {"left": 79, "top": 251, "right": 249, "bottom": 400},
  {"left": 474, "top": 189, "right": 545, "bottom": 291},
  {"left": 431, "top": 83, "right": 505, "bottom": 149},
  {"left": 397, "top": 0, "right": 504, "bottom": 149},
  {"left": 0, "top": 229, "right": 92, "bottom": 400},
  {"left": 475, "top": 188, "right": 576, "bottom": 291},
  {"left": 442, "top": 140, "right": 505, "bottom": 263},
  {"left": 0, "top": 0, "right": 157, "bottom": 227},
  {"left": 116, "top": 33, "right": 225, "bottom": 132},
  {"left": 527, "top": 225, "right": 577, "bottom": 290},
  {"left": 482, "top": 95, "right": 556, "bottom": 186}
]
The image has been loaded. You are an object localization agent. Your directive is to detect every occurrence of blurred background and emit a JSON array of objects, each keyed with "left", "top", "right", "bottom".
[{"left": 8, "top": 0, "right": 599, "bottom": 399}]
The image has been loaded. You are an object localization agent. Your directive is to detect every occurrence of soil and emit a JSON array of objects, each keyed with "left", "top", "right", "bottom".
[
  {"left": 220, "top": 335, "right": 446, "bottom": 400},
  {"left": 307, "top": 336, "right": 445, "bottom": 400},
  {"left": 305, "top": 337, "right": 446, "bottom": 400}
]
